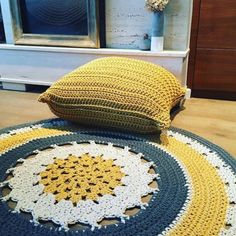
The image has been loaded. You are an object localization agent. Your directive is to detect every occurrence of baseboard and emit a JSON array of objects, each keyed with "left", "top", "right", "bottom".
[
  {"left": 191, "top": 89, "right": 236, "bottom": 101},
  {"left": 185, "top": 88, "right": 191, "bottom": 99}
]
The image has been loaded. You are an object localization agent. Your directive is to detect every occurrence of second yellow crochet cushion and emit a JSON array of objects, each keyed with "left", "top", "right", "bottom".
[{"left": 38, "top": 57, "right": 185, "bottom": 133}]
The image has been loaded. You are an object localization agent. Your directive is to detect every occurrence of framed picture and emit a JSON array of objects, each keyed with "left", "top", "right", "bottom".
[
  {"left": 0, "top": 4, "right": 5, "bottom": 42},
  {"left": 9, "top": 0, "right": 104, "bottom": 48}
]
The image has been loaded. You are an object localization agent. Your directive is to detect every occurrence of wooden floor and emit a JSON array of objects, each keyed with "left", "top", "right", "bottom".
[{"left": 0, "top": 90, "right": 236, "bottom": 157}]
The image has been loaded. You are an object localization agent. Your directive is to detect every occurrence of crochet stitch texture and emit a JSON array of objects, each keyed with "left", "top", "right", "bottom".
[
  {"left": 0, "top": 119, "right": 235, "bottom": 235},
  {"left": 39, "top": 154, "right": 126, "bottom": 203},
  {"left": 38, "top": 57, "right": 185, "bottom": 133}
]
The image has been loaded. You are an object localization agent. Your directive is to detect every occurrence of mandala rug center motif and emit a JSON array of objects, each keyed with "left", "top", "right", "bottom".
[{"left": 39, "top": 154, "right": 126, "bottom": 203}]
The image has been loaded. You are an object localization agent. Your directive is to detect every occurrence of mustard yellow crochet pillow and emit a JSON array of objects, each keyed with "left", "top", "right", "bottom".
[{"left": 38, "top": 57, "right": 185, "bottom": 133}]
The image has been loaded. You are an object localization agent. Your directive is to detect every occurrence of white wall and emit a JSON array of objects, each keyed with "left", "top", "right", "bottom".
[
  {"left": 0, "top": 0, "right": 192, "bottom": 49},
  {"left": 106, "top": 0, "right": 192, "bottom": 50}
]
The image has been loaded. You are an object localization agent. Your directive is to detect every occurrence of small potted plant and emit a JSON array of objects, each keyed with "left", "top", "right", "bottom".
[{"left": 145, "top": 0, "right": 169, "bottom": 51}]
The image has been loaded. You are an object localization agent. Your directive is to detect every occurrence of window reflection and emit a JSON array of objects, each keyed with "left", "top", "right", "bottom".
[{"left": 19, "top": 0, "right": 88, "bottom": 36}]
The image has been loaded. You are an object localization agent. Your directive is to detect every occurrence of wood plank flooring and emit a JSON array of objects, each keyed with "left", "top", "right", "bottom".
[{"left": 0, "top": 90, "right": 236, "bottom": 157}]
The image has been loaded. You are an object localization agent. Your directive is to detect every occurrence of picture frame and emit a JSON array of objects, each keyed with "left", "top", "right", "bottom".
[{"left": 9, "top": 0, "right": 104, "bottom": 48}]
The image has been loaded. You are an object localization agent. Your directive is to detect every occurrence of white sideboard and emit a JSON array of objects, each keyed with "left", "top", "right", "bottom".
[{"left": 0, "top": 45, "right": 191, "bottom": 97}]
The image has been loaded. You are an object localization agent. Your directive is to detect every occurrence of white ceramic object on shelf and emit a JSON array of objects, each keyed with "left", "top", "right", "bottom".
[{"left": 151, "top": 36, "right": 164, "bottom": 51}]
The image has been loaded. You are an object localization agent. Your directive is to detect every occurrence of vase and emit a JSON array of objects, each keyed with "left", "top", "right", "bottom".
[{"left": 151, "top": 11, "right": 164, "bottom": 52}]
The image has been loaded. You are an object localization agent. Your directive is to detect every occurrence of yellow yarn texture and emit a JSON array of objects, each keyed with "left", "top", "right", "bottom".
[
  {"left": 39, "top": 57, "right": 185, "bottom": 133},
  {"left": 40, "top": 154, "right": 125, "bottom": 204}
]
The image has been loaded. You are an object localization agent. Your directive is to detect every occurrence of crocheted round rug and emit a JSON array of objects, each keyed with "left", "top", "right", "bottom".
[{"left": 0, "top": 119, "right": 235, "bottom": 236}]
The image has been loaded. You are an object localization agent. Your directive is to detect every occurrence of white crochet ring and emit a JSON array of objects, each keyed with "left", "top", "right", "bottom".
[{"left": 0, "top": 141, "right": 158, "bottom": 231}]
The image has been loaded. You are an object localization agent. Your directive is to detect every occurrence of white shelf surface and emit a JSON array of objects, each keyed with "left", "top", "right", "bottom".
[{"left": 0, "top": 44, "right": 189, "bottom": 58}]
